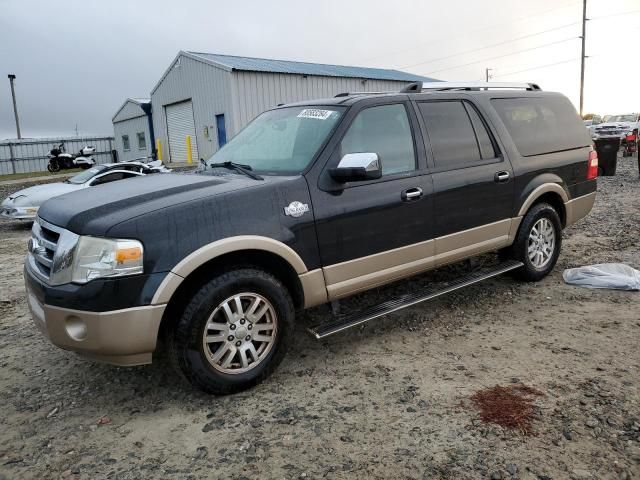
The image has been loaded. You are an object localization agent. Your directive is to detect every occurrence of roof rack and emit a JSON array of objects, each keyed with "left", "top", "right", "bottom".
[
  {"left": 400, "top": 81, "right": 542, "bottom": 93},
  {"left": 334, "top": 91, "right": 388, "bottom": 97}
]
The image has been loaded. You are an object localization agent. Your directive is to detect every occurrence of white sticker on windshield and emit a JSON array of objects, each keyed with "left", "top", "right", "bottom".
[{"left": 297, "top": 109, "right": 334, "bottom": 120}]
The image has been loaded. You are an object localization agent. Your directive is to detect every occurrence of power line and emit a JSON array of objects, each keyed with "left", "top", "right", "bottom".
[
  {"left": 589, "top": 9, "right": 640, "bottom": 21},
  {"left": 361, "top": 0, "right": 581, "bottom": 64},
  {"left": 400, "top": 22, "right": 580, "bottom": 69},
  {"left": 419, "top": 36, "right": 580, "bottom": 75},
  {"left": 493, "top": 58, "right": 580, "bottom": 77}
]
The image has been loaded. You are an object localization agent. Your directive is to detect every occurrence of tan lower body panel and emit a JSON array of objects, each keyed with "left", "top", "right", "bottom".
[
  {"left": 26, "top": 285, "right": 165, "bottom": 366},
  {"left": 300, "top": 269, "right": 328, "bottom": 308},
  {"left": 565, "top": 192, "right": 596, "bottom": 227},
  {"left": 323, "top": 218, "right": 516, "bottom": 300}
]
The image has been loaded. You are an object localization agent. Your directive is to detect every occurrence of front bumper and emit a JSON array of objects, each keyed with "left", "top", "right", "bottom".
[
  {"left": 1, "top": 205, "right": 38, "bottom": 220},
  {"left": 25, "top": 273, "right": 166, "bottom": 366}
]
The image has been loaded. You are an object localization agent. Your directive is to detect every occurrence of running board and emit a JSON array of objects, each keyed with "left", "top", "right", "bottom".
[{"left": 308, "top": 260, "right": 523, "bottom": 339}]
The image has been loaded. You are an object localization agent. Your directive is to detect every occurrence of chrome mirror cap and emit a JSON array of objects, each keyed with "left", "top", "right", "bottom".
[{"left": 329, "top": 153, "right": 382, "bottom": 182}]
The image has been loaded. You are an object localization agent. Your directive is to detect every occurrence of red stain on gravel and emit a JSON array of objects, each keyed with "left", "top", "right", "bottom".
[{"left": 470, "top": 384, "right": 544, "bottom": 435}]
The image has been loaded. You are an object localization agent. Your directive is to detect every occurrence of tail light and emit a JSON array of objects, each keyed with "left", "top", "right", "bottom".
[{"left": 587, "top": 150, "right": 598, "bottom": 180}]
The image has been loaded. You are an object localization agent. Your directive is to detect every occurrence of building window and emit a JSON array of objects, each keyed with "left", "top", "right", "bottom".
[
  {"left": 122, "top": 135, "right": 130, "bottom": 151},
  {"left": 137, "top": 132, "right": 146, "bottom": 150}
]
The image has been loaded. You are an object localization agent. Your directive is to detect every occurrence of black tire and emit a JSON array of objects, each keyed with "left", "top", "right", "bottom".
[
  {"left": 80, "top": 164, "right": 91, "bottom": 169},
  {"left": 47, "top": 161, "right": 60, "bottom": 173},
  {"left": 505, "top": 202, "right": 562, "bottom": 282},
  {"left": 168, "top": 268, "right": 294, "bottom": 395}
]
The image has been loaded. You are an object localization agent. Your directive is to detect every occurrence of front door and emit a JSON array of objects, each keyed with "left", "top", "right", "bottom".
[
  {"left": 416, "top": 99, "right": 515, "bottom": 263},
  {"left": 216, "top": 114, "right": 227, "bottom": 148},
  {"left": 310, "top": 101, "right": 434, "bottom": 300}
]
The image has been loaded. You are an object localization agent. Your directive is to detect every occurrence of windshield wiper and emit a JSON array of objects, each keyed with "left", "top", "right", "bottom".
[{"left": 209, "top": 161, "right": 263, "bottom": 181}]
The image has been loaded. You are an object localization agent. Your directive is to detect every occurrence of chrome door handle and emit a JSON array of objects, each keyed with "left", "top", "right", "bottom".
[
  {"left": 402, "top": 187, "right": 423, "bottom": 201},
  {"left": 494, "top": 171, "right": 510, "bottom": 183}
]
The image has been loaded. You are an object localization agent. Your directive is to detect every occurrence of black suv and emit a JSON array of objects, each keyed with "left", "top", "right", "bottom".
[{"left": 25, "top": 82, "right": 597, "bottom": 394}]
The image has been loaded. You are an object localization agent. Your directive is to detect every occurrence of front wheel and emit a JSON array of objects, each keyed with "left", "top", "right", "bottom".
[
  {"left": 47, "top": 160, "right": 60, "bottom": 173},
  {"left": 505, "top": 202, "right": 562, "bottom": 282},
  {"left": 169, "top": 268, "right": 294, "bottom": 394}
]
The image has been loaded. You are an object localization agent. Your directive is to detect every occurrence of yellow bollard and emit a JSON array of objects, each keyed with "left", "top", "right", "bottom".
[
  {"left": 156, "top": 139, "right": 162, "bottom": 161},
  {"left": 186, "top": 135, "right": 193, "bottom": 164}
]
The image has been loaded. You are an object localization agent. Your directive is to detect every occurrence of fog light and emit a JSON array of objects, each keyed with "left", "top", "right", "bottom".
[{"left": 65, "top": 316, "right": 88, "bottom": 341}]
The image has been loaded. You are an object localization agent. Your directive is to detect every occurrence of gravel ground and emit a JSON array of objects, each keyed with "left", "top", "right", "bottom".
[{"left": 0, "top": 159, "right": 639, "bottom": 480}]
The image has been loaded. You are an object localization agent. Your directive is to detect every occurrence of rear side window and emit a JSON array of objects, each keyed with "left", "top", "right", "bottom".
[
  {"left": 418, "top": 100, "right": 497, "bottom": 169},
  {"left": 492, "top": 96, "right": 590, "bottom": 157}
]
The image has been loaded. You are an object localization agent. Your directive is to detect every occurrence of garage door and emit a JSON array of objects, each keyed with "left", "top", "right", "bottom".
[{"left": 165, "top": 100, "right": 199, "bottom": 163}]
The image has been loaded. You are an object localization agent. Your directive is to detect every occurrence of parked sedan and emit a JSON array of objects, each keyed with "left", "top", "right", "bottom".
[{"left": 1, "top": 161, "right": 170, "bottom": 221}]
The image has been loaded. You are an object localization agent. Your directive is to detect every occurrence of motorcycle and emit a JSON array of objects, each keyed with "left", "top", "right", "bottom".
[{"left": 47, "top": 143, "right": 96, "bottom": 172}]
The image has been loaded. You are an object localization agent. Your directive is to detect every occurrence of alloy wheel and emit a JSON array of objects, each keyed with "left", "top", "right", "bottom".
[
  {"left": 202, "top": 292, "right": 277, "bottom": 374},
  {"left": 527, "top": 218, "right": 556, "bottom": 269}
]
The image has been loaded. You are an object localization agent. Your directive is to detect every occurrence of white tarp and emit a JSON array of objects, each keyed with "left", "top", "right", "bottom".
[{"left": 563, "top": 263, "right": 640, "bottom": 291}]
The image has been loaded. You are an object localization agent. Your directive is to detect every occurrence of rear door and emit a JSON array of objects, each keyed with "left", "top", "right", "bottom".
[
  {"left": 415, "top": 99, "right": 515, "bottom": 261},
  {"left": 310, "top": 99, "right": 434, "bottom": 299}
]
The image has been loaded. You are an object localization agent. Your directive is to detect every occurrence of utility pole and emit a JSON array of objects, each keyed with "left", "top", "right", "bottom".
[
  {"left": 485, "top": 68, "right": 493, "bottom": 82},
  {"left": 7, "top": 74, "right": 21, "bottom": 139},
  {"left": 579, "top": 0, "right": 587, "bottom": 117}
]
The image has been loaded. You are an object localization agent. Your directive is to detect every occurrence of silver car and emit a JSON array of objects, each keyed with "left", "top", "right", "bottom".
[{"left": 1, "top": 161, "right": 170, "bottom": 221}]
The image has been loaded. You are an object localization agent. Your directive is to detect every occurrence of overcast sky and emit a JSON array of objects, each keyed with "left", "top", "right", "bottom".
[{"left": 1, "top": 0, "right": 638, "bottom": 139}]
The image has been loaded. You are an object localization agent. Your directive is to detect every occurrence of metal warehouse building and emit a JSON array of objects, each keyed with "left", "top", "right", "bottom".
[
  {"left": 146, "top": 51, "right": 435, "bottom": 164},
  {"left": 111, "top": 98, "right": 154, "bottom": 162}
]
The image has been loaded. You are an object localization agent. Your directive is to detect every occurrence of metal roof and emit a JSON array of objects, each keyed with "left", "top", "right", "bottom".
[{"left": 186, "top": 51, "right": 437, "bottom": 82}]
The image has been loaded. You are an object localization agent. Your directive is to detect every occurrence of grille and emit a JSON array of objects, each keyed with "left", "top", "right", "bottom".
[{"left": 29, "top": 218, "right": 62, "bottom": 281}]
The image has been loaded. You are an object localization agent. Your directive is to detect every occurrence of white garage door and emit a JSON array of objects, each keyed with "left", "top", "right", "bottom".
[{"left": 165, "top": 100, "right": 199, "bottom": 163}]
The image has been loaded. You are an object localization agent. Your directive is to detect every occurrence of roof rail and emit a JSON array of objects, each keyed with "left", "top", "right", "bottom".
[
  {"left": 400, "top": 81, "right": 541, "bottom": 93},
  {"left": 334, "top": 91, "right": 388, "bottom": 98}
]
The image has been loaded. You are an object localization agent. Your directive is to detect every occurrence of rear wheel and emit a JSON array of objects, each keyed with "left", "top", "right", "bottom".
[
  {"left": 505, "top": 202, "right": 562, "bottom": 281},
  {"left": 169, "top": 268, "right": 294, "bottom": 394}
]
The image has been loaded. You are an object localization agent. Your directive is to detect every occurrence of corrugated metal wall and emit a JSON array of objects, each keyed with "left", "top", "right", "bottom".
[
  {"left": 113, "top": 116, "right": 152, "bottom": 162},
  {"left": 0, "top": 136, "right": 114, "bottom": 175},
  {"left": 151, "top": 54, "right": 233, "bottom": 163},
  {"left": 151, "top": 52, "right": 415, "bottom": 162},
  {"left": 230, "top": 72, "right": 411, "bottom": 133},
  {"left": 113, "top": 101, "right": 147, "bottom": 123}
]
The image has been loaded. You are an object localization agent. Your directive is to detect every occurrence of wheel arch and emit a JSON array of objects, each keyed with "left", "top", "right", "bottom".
[
  {"left": 153, "top": 236, "right": 324, "bottom": 337},
  {"left": 517, "top": 182, "right": 568, "bottom": 227}
]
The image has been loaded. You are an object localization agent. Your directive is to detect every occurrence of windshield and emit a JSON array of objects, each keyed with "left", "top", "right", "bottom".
[
  {"left": 608, "top": 114, "right": 637, "bottom": 123},
  {"left": 206, "top": 106, "right": 344, "bottom": 174},
  {"left": 67, "top": 165, "right": 108, "bottom": 184}
]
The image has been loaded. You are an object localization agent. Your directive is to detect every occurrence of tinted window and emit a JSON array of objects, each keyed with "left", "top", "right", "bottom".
[
  {"left": 91, "top": 172, "right": 138, "bottom": 186},
  {"left": 341, "top": 104, "right": 416, "bottom": 175},
  {"left": 492, "top": 96, "right": 591, "bottom": 157},
  {"left": 419, "top": 101, "right": 482, "bottom": 168},
  {"left": 465, "top": 103, "right": 497, "bottom": 159},
  {"left": 67, "top": 165, "right": 109, "bottom": 184}
]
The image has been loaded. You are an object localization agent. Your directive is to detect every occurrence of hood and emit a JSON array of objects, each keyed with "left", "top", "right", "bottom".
[
  {"left": 37, "top": 172, "right": 288, "bottom": 235},
  {"left": 2, "top": 182, "right": 83, "bottom": 207},
  {"left": 596, "top": 122, "right": 634, "bottom": 129}
]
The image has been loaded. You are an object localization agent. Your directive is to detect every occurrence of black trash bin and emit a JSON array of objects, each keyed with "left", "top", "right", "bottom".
[{"left": 594, "top": 137, "right": 621, "bottom": 176}]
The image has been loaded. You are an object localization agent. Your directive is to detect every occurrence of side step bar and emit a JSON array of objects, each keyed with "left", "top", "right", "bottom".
[{"left": 307, "top": 260, "right": 523, "bottom": 339}]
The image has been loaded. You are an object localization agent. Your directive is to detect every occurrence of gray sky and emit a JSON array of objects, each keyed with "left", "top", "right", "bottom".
[{"left": 1, "top": 0, "right": 638, "bottom": 139}]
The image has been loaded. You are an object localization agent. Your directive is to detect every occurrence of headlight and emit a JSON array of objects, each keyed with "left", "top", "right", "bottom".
[{"left": 71, "top": 236, "right": 143, "bottom": 283}]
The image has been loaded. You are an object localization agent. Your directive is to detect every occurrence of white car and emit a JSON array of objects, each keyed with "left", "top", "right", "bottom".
[
  {"left": 592, "top": 113, "right": 640, "bottom": 141},
  {"left": 1, "top": 161, "right": 170, "bottom": 221}
]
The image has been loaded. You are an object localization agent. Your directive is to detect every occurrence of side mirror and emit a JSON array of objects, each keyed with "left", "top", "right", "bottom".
[{"left": 329, "top": 153, "right": 382, "bottom": 182}]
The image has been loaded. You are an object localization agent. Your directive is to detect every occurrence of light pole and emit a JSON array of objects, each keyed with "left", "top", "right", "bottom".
[{"left": 8, "top": 74, "right": 22, "bottom": 139}]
